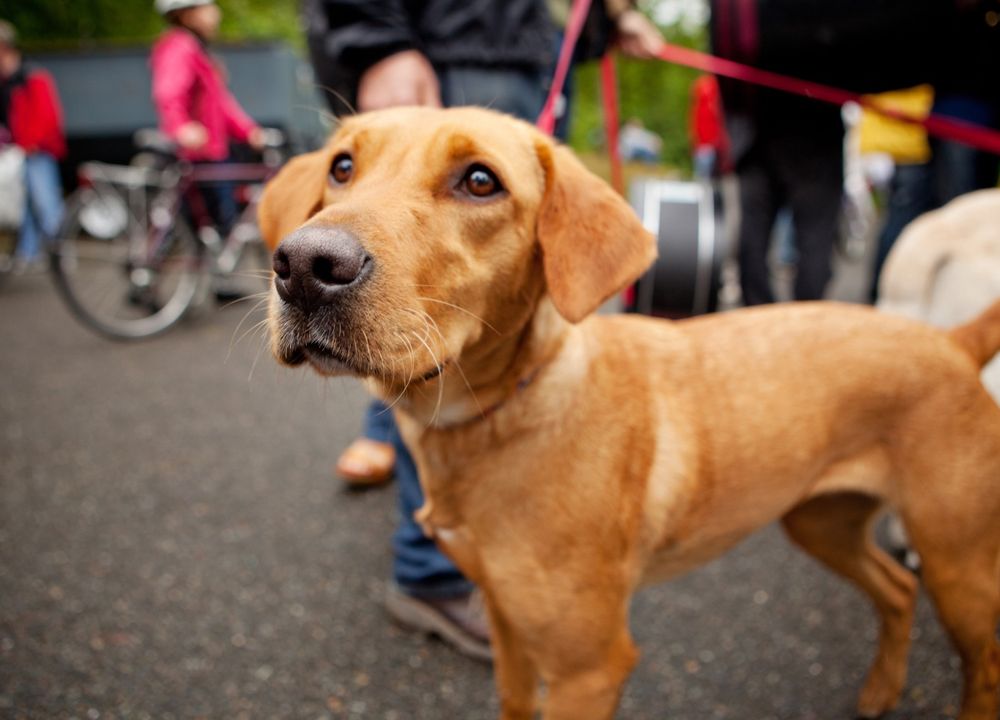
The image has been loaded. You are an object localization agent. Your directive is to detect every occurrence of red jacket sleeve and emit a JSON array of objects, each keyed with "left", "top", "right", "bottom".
[
  {"left": 17, "top": 71, "right": 66, "bottom": 158},
  {"left": 220, "top": 87, "right": 257, "bottom": 143},
  {"left": 151, "top": 33, "right": 198, "bottom": 138}
]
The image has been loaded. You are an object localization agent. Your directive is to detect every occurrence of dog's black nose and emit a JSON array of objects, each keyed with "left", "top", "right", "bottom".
[{"left": 273, "top": 226, "right": 371, "bottom": 312}]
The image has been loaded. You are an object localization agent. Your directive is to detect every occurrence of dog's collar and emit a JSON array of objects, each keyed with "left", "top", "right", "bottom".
[{"left": 438, "top": 365, "right": 542, "bottom": 430}]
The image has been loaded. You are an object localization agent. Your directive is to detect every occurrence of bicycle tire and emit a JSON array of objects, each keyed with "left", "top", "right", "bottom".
[{"left": 50, "top": 187, "right": 205, "bottom": 340}]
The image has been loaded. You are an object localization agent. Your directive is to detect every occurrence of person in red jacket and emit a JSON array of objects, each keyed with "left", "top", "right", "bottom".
[
  {"left": 689, "top": 74, "right": 729, "bottom": 179},
  {"left": 150, "top": 0, "right": 264, "bottom": 233},
  {"left": 0, "top": 20, "right": 65, "bottom": 270}
]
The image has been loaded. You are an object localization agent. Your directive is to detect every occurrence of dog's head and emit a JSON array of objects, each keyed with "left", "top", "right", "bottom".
[{"left": 259, "top": 106, "right": 654, "bottom": 392}]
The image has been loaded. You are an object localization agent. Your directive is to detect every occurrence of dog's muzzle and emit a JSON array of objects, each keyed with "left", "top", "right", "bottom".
[{"left": 272, "top": 225, "right": 371, "bottom": 313}]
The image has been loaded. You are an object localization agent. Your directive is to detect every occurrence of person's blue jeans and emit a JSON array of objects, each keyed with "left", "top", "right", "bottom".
[
  {"left": 18, "top": 152, "right": 64, "bottom": 261},
  {"left": 693, "top": 146, "right": 717, "bottom": 180},
  {"left": 195, "top": 159, "right": 239, "bottom": 237},
  {"left": 366, "top": 65, "right": 546, "bottom": 598},
  {"left": 870, "top": 162, "right": 933, "bottom": 301},
  {"left": 361, "top": 401, "right": 474, "bottom": 598}
]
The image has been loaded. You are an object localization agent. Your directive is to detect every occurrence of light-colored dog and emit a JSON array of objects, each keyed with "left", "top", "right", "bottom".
[
  {"left": 877, "top": 188, "right": 1000, "bottom": 574},
  {"left": 879, "top": 188, "right": 1000, "bottom": 398},
  {"left": 259, "top": 107, "right": 1000, "bottom": 720}
]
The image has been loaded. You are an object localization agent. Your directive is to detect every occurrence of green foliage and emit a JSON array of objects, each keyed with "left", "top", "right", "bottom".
[
  {"left": 0, "top": 0, "right": 300, "bottom": 48},
  {"left": 569, "top": 24, "right": 707, "bottom": 174}
]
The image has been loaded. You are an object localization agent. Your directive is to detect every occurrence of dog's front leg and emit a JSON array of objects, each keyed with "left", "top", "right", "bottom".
[
  {"left": 539, "top": 626, "right": 638, "bottom": 720},
  {"left": 483, "top": 563, "right": 638, "bottom": 720},
  {"left": 483, "top": 590, "right": 539, "bottom": 720}
]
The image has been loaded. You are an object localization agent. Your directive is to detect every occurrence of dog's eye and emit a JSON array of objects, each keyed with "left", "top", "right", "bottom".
[
  {"left": 330, "top": 154, "right": 354, "bottom": 185},
  {"left": 461, "top": 165, "right": 502, "bottom": 198}
]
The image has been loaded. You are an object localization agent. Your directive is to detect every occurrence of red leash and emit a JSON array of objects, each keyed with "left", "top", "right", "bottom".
[
  {"left": 537, "top": 0, "right": 627, "bottom": 194},
  {"left": 537, "top": 0, "right": 593, "bottom": 135},
  {"left": 654, "top": 42, "right": 1000, "bottom": 156},
  {"left": 539, "top": 0, "right": 1000, "bottom": 157},
  {"left": 600, "top": 54, "right": 625, "bottom": 194}
]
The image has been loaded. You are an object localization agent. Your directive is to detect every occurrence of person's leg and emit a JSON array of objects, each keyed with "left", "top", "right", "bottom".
[
  {"left": 363, "top": 400, "right": 395, "bottom": 443},
  {"left": 782, "top": 134, "right": 843, "bottom": 301},
  {"left": 386, "top": 415, "right": 490, "bottom": 660},
  {"left": 18, "top": 152, "right": 64, "bottom": 262},
  {"left": 390, "top": 427, "right": 473, "bottom": 598},
  {"left": 870, "top": 162, "right": 933, "bottom": 301},
  {"left": 974, "top": 150, "right": 1000, "bottom": 193},
  {"left": 209, "top": 180, "right": 238, "bottom": 237},
  {"left": 693, "top": 145, "right": 716, "bottom": 180},
  {"left": 16, "top": 195, "right": 40, "bottom": 263},
  {"left": 736, "top": 148, "right": 779, "bottom": 306},
  {"left": 932, "top": 139, "right": 982, "bottom": 206},
  {"left": 193, "top": 163, "right": 237, "bottom": 237}
]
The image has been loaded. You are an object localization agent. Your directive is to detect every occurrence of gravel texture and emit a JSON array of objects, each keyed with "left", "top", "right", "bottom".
[{"left": 0, "top": 271, "right": 971, "bottom": 719}]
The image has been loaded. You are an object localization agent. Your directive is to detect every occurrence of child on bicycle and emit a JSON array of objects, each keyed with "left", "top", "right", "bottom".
[{"left": 150, "top": 0, "right": 265, "bottom": 236}]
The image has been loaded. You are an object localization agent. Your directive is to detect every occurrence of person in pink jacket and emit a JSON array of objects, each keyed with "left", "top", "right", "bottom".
[{"left": 151, "top": 0, "right": 264, "bottom": 232}]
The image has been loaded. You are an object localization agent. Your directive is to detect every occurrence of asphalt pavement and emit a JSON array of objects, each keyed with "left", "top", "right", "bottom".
[{"left": 0, "top": 262, "right": 969, "bottom": 720}]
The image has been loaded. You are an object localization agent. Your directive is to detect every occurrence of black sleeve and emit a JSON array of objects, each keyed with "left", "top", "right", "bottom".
[{"left": 307, "top": 0, "right": 419, "bottom": 115}]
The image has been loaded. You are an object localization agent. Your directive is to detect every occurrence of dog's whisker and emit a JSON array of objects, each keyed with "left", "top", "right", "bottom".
[
  {"left": 410, "top": 309, "right": 486, "bottom": 418},
  {"left": 247, "top": 325, "right": 271, "bottom": 383},
  {"left": 233, "top": 317, "right": 271, "bottom": 354},
  {"left": 230, "top": 294, "right": 270, "bottom": 328},
  {"left": 383, "top": 332, "right": 417, "bottom": 413},
  {"left": 229, "top": 269, "right": 274, "bottom": 278},
  {"left": 361, "top": 329, "right": 375, "bottom": 373},
  {"left": 227, "top": 297, "right": 272, "bottom": 362},
  {"left": 417, "top": 296, "right": 502, "bottom": 336},
  {"left": 408, "top": 327, "right": 445, "bottom": 426},
  {"left": 303, "top": 86, "right": 353, "bottom": 119},
  {"left": 216, "top": 290, "right": 270, "bottom": 312}
]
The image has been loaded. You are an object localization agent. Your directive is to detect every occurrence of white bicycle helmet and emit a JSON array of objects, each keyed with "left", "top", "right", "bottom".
[{"left": 155, "top": 0, "right": 213, "bottom": 15}]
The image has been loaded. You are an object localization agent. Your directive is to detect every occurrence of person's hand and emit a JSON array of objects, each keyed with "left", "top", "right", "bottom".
[
  {"left": 357, "top": 50, "right": 442, "bottom": 112},
  {"left": 615, "top": 9, "right": 665, "bottom": 60},
  {"left": 176, "top": 121, "right": 209, "bottom": 151},
  {"left": 248, "top": 126, "right": 267, "bottom": 151}
]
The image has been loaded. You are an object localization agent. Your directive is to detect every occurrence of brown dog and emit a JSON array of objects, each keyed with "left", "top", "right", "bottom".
[{"left": 259, "top": 106, "right": 1000, "bottom": 720}]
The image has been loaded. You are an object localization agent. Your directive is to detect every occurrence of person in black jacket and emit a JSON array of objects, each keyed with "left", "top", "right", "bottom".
[
  {"left": 303, "top": 0, "right": 555, "bottom": 663},
  {"left": 305, "top": 0, "right": 553, "bottom": 117}
]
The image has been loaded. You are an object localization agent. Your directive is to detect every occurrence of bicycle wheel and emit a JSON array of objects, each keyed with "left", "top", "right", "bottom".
[{"left": 50, "top": 187, "right": 205, "bottom": 340}]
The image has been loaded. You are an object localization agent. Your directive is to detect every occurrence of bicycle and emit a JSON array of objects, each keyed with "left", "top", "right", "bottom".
[{"left": 49, "top": 129, "right": 286, "bottom": 340}]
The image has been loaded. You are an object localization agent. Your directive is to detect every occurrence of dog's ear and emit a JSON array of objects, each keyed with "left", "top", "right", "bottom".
[
  {"left": 534, "top": 140, "right": 656, "bottom": 323},
  {"left": 258, "top": 146, "right": 336, "bottom": 250}
]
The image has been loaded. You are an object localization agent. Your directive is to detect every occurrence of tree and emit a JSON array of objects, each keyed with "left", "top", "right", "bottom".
[
  {"left": 570, "top": 23, "right": 706, "bottom": 170},
  {"left": 0, "top": 0, "right": 300, "bottom": 48}
]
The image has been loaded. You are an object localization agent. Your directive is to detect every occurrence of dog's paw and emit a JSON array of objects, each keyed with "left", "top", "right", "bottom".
[{"left": 855, "top": 674, "right": 903, "bottom": 719}]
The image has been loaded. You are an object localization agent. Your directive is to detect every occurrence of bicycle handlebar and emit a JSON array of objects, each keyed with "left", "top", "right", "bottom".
[
  {"left": 132, "top": 127, "right": 288, "bottom": 154},
  {"left": 258, "top": 128, "right": 287, "bottom": 149}
]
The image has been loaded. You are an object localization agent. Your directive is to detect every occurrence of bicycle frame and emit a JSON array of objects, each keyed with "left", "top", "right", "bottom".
[
  {"left": 179, "top": 160, "right": 277, "bottom": 275},
  {"left": 72, "top": 156, "right": 279, "bottom": 281}
]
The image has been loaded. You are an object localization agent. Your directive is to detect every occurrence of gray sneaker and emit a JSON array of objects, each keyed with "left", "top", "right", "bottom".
[{"left": 385, "top": 583, "right": 492, "bottom": 662}]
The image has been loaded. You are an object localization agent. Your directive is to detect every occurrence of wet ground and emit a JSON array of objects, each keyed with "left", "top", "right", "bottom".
[{"left": 0, "top": 258, "right": 971, "bottom": 719}]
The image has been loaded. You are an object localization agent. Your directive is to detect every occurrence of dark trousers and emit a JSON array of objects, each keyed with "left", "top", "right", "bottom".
[
  {"left": 737, "top": 133, "right": 844, "bottom": 305},
  {"left": 870, "top": 162, "right": 934, "bottom": 301},
  {"left": 931, "top": 138, "right": 1000, "bottom": 206}
]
